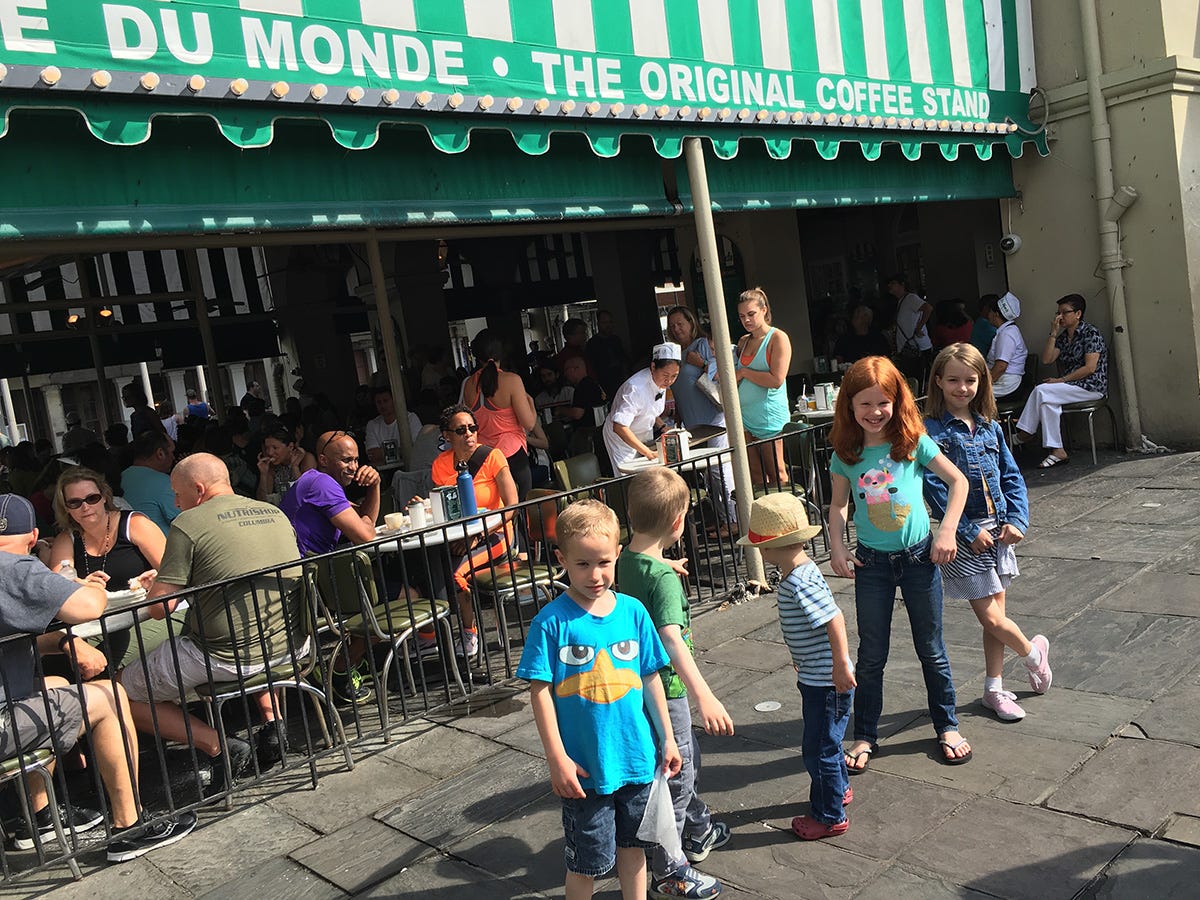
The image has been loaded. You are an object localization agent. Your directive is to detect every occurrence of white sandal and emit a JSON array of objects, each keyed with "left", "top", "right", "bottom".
[{"left": 1039, "top": 453, "right": 1069, "bottom": 468}]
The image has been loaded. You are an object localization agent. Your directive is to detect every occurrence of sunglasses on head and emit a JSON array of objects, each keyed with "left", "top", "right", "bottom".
[
  {"left": 449, "top": 424, "right": 479, "bottom": 436},
  {"left": 65, "top": 493, "right": 103, "bottom": 510},
  {"left": 318, "top": 430, "right": 351, "bottom": 457}
]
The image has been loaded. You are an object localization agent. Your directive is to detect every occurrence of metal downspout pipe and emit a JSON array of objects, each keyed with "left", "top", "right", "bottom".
[
  {"left": 1079, "top": 0, "right": 1144, "bottom": 451},
  {"left": 684, "top": 137, "right": 765, "bottom": 585}
]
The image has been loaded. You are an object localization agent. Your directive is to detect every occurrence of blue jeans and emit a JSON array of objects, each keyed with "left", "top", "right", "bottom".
[
  {"left": 853, "top": 535, "right": 959, "bottom": 744},
  {"left": 652, "top": 697, "right": 713, "bottom": 877},
  {"left": 798, "top": 683, "right": 852, "bottom": 825}
]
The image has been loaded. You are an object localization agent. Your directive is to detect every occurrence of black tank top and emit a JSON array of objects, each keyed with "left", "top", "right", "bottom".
[{"left": 72, "top": 510, "right": 153, "bottom": 590}]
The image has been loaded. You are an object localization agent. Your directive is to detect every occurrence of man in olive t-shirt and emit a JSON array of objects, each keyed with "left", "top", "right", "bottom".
[{"left": 119, "top": 454, "right": 305, "bottom": 790}]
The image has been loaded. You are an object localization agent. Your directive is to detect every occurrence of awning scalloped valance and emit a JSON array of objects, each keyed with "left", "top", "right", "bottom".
[{"left": 0, "top": 93, "right": 1047, "bottom": 162}]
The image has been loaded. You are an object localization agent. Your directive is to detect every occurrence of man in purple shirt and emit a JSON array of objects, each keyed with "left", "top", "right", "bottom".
[
  {"left": 279, "top": 432, "right": 380, "bottom": 703},
  {"left": 281, "top": 431, "right": 381, "bottom": 556}
]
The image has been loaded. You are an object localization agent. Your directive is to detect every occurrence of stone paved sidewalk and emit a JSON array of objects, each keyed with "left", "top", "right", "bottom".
[{"left": 10, "top": 451, "right": 1200, "bottom": 898}]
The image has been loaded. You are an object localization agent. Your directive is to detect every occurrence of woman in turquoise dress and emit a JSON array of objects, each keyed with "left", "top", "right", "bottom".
[{"left": 735, "top": 288, "right": 792, "bottom": 487}]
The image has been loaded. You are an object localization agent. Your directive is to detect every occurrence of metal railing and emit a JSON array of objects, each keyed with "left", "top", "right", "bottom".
[{"left": 0, "top": 422, "right": 833, "bottom": 881}]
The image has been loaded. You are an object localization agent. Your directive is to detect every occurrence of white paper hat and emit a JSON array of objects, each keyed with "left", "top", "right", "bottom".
[
  {"left": 652, "top": 342, "right": 682, "bottom": 362},
  {"left": 997, "top": 291, "right": 1021, "bottom": 321}
]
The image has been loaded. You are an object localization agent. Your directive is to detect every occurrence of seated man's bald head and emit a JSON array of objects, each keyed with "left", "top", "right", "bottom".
[
  {"left": 173, "top": 453, "right": 230, "bottom": 489},
  {"left": 171, "top": 454, "right": 234, "bottom": 510}
]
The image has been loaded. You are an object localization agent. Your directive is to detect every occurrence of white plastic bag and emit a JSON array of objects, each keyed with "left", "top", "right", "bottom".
[{"left": 636, "top": 771, "right": 682, "bottom": 861}]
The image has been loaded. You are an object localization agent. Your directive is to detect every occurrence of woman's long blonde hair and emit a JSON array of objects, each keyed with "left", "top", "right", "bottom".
[{"left": 52, "top": 467, "right": 117, "bottom": 535}]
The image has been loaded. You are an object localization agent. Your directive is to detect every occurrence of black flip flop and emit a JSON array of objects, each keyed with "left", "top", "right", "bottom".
[
  {"left": 938, "top": 736, "right": 973, "bottom": 765},
  {"left": 844, "top": 743, "right": 877, "bottom": 776}
]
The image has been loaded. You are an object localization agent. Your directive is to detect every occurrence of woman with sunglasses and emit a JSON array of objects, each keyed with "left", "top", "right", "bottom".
[
  {"left": 427, "top": 405, "right": 519, "bottom": 659},
  {"left": 49, "top": 467, "right": 165, "bottom": 673}
]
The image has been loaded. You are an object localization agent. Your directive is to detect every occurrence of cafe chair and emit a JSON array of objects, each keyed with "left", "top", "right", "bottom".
[
  {"left": 0, "top": 749, "right": 82, "bottom": 878},
  {"left": 552, "top": 452, "right": 601, "bottom": 492},
  {"left": 196, "top": 571, "right": 353, "bottom": 808},
  {"left": 996, "top": 354, "right": 1038, "bottom": 446},
  {"left": 314, "top": 551, "right": 465, "bottom": 741},
  {"left": 1061, "top": 396, "right": 1118, "bottom": 466},
  {"left": 469, "top": 490, "right": 567, "bottom": 669}
]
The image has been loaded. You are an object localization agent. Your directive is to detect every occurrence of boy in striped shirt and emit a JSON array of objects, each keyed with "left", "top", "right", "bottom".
[{"left": 738, "top": 493, "right": 856, "bottom": 841}]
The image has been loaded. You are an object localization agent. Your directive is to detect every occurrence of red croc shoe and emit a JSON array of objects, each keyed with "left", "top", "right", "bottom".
[{"left": 791, "top": 814, "right": 849, "bottom": 841}]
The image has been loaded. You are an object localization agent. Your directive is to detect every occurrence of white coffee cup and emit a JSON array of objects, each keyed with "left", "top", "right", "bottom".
[
  {"left": 408, "top": 501, "right": 428, "bottom": 529},
  {"left": 384, "top": 512, "right": 406, "bottom": 531}
]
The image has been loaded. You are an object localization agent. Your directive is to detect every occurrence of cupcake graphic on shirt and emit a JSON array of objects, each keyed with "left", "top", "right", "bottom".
[{"left": 857, "top": 460, "right": 909, "bottom": 532}]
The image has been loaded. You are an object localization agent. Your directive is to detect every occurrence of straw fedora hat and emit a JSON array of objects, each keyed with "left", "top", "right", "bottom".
[{"left": 736, "top": 493, "right": 822, "bottom": 547}]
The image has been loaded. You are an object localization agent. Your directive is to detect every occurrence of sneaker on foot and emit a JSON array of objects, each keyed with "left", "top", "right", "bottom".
[
  {"left": 206, "top": 736, "right": 253, "bottom": 797},
  {"left": 1026, "top": 635, "right": 1052, "bottom": 694},
  {"left": 12, "top": 803, "right": 104, "bottom": 850},
  {"left": 650, "top": 865, "right": 722, "bottom": 898},
  {"left": 790, "top": 814, "right": 849, "bottom": 841},
  {"left": 457, "top": 628, "right": 479, "bottom": 659},
  {"left": 330, "top": 663, "right": 373, "bottom": 706},
  {"left": 415, "top": 631, "right": 439, "bottom": 657},
  {"left": 982, "top": 688, "right": 1026, "bottom": 721},
  {"left": 255, "top": 721, "right": 287, "bottom": 772},
  {"left": 106, "top": 811, "right": 197, "bottom": 863},
  {"left": 682, "top": 821, "right": 730, "bottom": 863}
]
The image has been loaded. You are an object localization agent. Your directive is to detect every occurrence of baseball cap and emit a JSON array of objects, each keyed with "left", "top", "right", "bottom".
[
  {"left": 0, "top": 494, "right": 36, "bottom": 536},
  {"left": 65, "top": 411, "right": 81, "bottom": 426}
]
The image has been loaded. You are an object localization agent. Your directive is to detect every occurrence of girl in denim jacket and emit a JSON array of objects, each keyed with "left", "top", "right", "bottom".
[{"left": 924, "top": 344, "right": 1053, "bottom": 722}]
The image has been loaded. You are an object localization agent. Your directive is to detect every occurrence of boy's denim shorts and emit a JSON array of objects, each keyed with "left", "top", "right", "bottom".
[{"left": 561, "top": 781, "right": 654, "bottom": 877}]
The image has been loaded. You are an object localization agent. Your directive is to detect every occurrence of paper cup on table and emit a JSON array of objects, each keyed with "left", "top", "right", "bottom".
[
  {"left": 409, "top": 501, "right": 428, "bottom": 528},
  {"left": 384, "top": 512, "right": 406, "bottom": 531}
]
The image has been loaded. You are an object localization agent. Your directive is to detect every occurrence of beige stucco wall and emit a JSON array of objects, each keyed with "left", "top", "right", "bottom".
[{"left": 1007, "top": 0, "right": 1200, "bottom": 447}]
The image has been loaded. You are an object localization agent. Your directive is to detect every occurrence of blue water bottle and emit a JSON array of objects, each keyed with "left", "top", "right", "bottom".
[{"left": 456, "top": 462, "right": 478, "bottom": 516}]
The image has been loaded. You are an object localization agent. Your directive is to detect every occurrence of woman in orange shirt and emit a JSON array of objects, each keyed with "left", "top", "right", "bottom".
[{"left": 430, "top": 404, "right": 519, "bottom": 659}]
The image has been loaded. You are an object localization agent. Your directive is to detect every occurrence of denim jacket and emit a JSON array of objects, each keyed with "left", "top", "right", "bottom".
[{"left": 923, "top": 413, "right": 1029, "bottom": 543}]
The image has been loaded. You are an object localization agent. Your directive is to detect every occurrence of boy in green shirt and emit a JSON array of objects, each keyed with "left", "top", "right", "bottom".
[{"left": 617, "top": 467, "right": 734, "bottom": 899}]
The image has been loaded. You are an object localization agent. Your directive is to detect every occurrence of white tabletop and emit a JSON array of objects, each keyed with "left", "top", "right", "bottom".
[
  {"left": 794, "top": 408, "right": 835, "bottom": 423},
  {"left": 72, "top": 589, "right": 151, "bottom": 639},
  {"left": 616, "top": 449, "right": 725, "bottom": 476},
  {"left": 375, "top": 514, "right": 491, "bottom": 553}
]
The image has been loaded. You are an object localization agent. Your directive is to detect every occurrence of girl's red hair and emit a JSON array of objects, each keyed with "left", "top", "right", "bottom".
[{"left": 830, "top": 356, "right": 925, "bottom": 464}]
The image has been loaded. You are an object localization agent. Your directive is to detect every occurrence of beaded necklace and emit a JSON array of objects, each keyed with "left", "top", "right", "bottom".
[{"left": 81, "top": 511, "right": 116, "bottom": 577}]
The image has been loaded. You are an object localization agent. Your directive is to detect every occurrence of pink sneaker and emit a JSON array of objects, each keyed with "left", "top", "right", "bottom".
[
  {"left": 1026, "top": 635, "right": 1052, "bottom": 694},
  {"left": 982, "top": 689, "right": 1026, "bottom": 721}
]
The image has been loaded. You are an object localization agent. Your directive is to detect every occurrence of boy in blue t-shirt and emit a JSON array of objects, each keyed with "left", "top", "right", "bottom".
[
  {"left": 517, "top": 499, "right": 681, "bottom": 898},
  {"left": 738, "top": 493, "right": 857, "bottom": 841}
]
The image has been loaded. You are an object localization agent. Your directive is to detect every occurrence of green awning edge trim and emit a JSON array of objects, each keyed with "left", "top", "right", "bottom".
[{"left": 0, "top": 94, "right": 1049, "bottom": 164}]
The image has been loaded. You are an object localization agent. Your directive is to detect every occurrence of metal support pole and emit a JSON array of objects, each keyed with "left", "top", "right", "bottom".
[
  {"left": 365, "top": 231, "right": 414, "bottom": 465},
  {"left": 684, "top": 137, "right": 764, "bottom": 584},
  {"left": 138, "top": 362, "right": 155, "bottom": 408},
  {"left": 76, "top": 256, "right": 112, "bottom": 431},
  {"left": 0, "top": 378, "right": 18, "bottom": 444},
  {"left": 185, "top": 249, "right": 226, "bottom": 420},
  {"left": 1079, "top": 0, "right": 1142, "bottom": 451}
]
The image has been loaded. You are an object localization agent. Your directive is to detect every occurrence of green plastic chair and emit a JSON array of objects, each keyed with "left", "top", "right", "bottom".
[
  {"left": 314, "top": 551, "right": 465, "bottom": 741},
  {"left": 0, "top": 747, "right": 82, "bottom": 878},
  {"left": 468, "top": 490, "right": 566, "bottom": 667},
  {"left": 195, "top": 569, "right": 353, "bottom": 807}
]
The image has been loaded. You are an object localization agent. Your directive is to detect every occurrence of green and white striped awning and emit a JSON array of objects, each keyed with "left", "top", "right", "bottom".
[{"left": 0, "top": 0, "right": 1045, "bottom": 161}]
